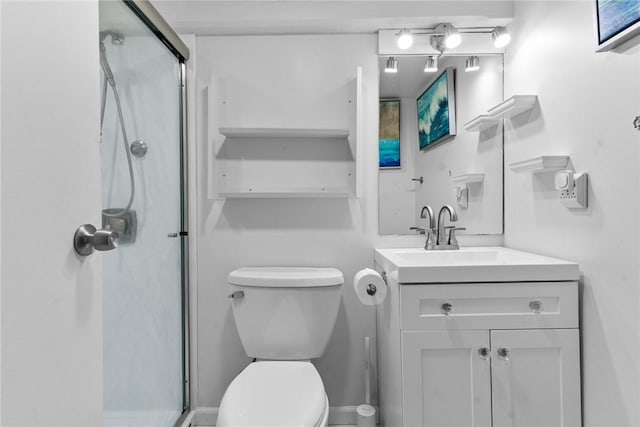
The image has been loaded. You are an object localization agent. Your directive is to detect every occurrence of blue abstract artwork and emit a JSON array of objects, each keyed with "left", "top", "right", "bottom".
[
  {"left": 597, "top": 0, "right": 640, "bottom": 43},
  {"left": 379, "top": 138, "right": 400, "bottom": 168},
  {"left": 417, "top": 68, "right": 455, "bottom": 151},
  {"left": 379, "top": 100, "right": 401, "bottom": 168}
]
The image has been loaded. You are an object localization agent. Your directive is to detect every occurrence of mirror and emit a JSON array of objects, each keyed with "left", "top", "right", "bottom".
[{"left": 378, "top": 55, "right": 504, "bottom": 235}]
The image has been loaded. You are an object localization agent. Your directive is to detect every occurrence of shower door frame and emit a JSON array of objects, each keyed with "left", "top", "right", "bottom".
[{"left": 117, "top": 1, "right": 192, "bottom": 425}]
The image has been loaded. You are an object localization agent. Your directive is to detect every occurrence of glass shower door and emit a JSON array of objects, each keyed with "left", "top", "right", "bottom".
[{"left": 99, "top": 1, "right": 186, "bottom": 426}]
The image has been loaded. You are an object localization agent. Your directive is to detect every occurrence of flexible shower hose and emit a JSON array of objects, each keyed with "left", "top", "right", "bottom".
[{"left": 99, "top": 41, "right": 136, "bottom": 214}]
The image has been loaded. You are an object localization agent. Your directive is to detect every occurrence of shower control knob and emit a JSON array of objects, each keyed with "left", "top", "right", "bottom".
[{"left": 73, "top": 224, "right": 119, "bottom": 256}]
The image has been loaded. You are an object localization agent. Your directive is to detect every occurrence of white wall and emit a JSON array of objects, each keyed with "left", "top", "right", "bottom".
[
  {"left": 504, "top": 2, "right": 640, "bottom": 426},
  {"left": 1, "top": 1, "right": 103, "bottom": 425},
  {"left": 194, "top": 34, "right": 379, "bottom": 416}
]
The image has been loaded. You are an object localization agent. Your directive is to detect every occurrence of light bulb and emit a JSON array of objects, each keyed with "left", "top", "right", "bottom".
[
  {"left": 444, "top": 25, "right": 461, "bottom": 49},
  {"left": 424, "top": 56, "right": 438, "bottom": 72},
  {"left": 384, "top": 56, "right": 398, "bottom": 73},
  {"left": 397, "top": 29, "right": 413, "bottom": 50},
  {"left": 465, "top": 56, "right": 480, "bottom": 72},
  {"left": 492, "top": 26, "right": 511, "bottom": 48}
]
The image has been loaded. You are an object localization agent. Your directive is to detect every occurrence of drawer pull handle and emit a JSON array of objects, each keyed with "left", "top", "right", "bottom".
[
  {"left": 478, "top": 347, "right": 490, "bottom": 360},
  {"left": 441, "top": 302, "right": 453, "bottom": 316},
  {"left": 529, "top": 300, "right": 543, "bottom": 314},
  {"left": 497, "top": 347, "right": 510, "bottom": 361}
]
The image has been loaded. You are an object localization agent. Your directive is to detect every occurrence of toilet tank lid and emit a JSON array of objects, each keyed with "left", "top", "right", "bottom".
[{"left": 229, "top": 267, "right": 344, "bottom": 287}]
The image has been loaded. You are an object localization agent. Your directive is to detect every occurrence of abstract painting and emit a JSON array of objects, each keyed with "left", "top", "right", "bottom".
[
  {"left": 417, "top": 67, "right": 456, "bottom": 151},
  {"left": 379, "top": 99, "right": 401, "bottom": 168},
  {"left": 596, "top": 0, "right": 640, "bottom": 51}
]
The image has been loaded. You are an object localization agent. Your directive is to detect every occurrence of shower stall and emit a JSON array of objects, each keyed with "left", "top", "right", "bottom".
[{"left": 99, "top": 1, "right": 189, "bottom": 426}]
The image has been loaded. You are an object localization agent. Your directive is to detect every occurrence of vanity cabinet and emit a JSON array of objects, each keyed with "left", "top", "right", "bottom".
[{"left": 375, "top": 277, "right": 581, "bottom": 427}]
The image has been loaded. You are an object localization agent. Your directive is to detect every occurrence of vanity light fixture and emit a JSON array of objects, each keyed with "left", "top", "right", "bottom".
[
  {"left": 492, "top": 26, "right": 511, "bottom": 48},
  {"left": 424, "top": 56, "right": 438, "bottom": 72},
  {"left": 384, "top": 56, "right": 398, "bottom": 73},
  {"left": 397, "top": 29, "right": 414, "bottom": 50},
  {"left": 393, "top": 23, "right": 511, "bottom": 54},
  {"left": 465, "top": 56, "right": 480, "bottom": 72}
]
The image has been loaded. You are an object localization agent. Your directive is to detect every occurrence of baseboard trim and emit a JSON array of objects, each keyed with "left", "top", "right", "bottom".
[{"left": 192, "top": 405, "right": 377, "bottom": 426}]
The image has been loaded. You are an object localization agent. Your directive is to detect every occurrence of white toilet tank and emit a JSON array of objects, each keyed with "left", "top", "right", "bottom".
[{"left": 228, "top": 267, "right": 343, "bottom": 360}]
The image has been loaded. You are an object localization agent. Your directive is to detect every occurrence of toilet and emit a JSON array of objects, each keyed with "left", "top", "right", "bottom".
[{"left": 217, "top": 267, "right": 344, "bottom": 427}]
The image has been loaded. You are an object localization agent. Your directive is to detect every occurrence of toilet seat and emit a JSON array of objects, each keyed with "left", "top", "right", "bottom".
[{"left": 217, "top": 361, "right": 328, "bottom": 427}]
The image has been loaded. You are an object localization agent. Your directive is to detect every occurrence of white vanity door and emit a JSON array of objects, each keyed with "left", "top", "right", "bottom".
[
  {"left": 402, "top": 330, "right": 492, "bottom": 427},
  {"left": 491, "top": 329, "right": 582, "bottom": 427}
]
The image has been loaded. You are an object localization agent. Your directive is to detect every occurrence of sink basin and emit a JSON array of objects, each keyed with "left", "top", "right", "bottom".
[{"left": 374, "top": 246, "right": 579, "bottom": 283}]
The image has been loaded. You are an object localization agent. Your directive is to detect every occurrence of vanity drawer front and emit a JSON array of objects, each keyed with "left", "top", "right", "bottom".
[{"left": 400, "top": 282, "right": 578, "bottom": 331}]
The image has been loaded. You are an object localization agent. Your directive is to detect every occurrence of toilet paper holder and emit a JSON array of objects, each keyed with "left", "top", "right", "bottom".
[{"left": 367, "top": 271, "right": 388, "bottom": 295}]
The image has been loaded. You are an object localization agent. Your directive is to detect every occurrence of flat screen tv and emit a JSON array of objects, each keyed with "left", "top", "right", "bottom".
[
  {"left": 595, "top": 0, "right": 640, "bottom": 51},
  {"left": 417, "top": 67, "right": 456, "bottom": 151}
]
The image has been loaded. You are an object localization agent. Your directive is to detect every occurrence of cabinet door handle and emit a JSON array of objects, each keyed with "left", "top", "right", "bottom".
[
  {"left": 529, "top": 300, "right": 543, "bottom": 314},
  {"left": 497, "top": 347, "right": 510, "bottom": 361},
  {"left": 478, "top": 347, "right": 490, "bottom": 360},
  {"left": 440, "top": 302, "right": 453, "bottom": 316}
]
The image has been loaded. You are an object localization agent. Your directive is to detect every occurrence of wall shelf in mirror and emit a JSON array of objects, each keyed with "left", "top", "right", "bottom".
[
  {"left": 487, "top": 95, "right": 537, "bottom": 119},
  {"left": 463, "top": 115, "right": 499, "bottom": 132},
  {"left": 510, "top": 156, "right": 570, "bottom": 173},
  {"left": 465, "top": 95, "right": 538, "bottom": 132},
  {"left": 219, "top": 127, "right": 350, "bottom": 139}
]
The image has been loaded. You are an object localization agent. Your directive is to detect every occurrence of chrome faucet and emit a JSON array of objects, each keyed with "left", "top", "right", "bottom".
[
  {"left": 410, "top": 205, "right": 437, "bottom": 250},
  {"left": 435, "top": 205, "right": 466, "bottom": 250},
  {"left": 420, "top": 205, "right": 437, "bottom": 250}
]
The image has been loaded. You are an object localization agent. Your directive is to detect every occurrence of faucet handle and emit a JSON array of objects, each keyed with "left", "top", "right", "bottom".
[
  {"left": 444, "top": 226, "right": 466, "bottom": 246},
  {"left": 410, "top": 226, "right": 427, "bottom": 235}
]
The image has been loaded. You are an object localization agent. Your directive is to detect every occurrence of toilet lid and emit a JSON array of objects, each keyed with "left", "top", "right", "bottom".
[{"left": 217, "top": 361, "right": 327, "bottom": 427}]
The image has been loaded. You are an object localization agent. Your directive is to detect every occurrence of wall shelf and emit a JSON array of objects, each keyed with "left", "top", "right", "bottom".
[
  {"left": 219, "top": 187, "right": 352, "bottom": 199},
  {"left": 208, "top": 67, "right": 363, "bottom": 200},
  {"left": 219, "top": 127, "right": 350, "bottom": 139},
  {"left": 465, "top": 95, "right": 538, "bottom": 132},
  {"left": 509, "top": 156, "right": 570, "bottom": 173},
  {"left": 451, "top": 173, "right": 485, "bottom": 186},
  {"left": 487, "top": 95, "right": 537, "bottom": 119}
]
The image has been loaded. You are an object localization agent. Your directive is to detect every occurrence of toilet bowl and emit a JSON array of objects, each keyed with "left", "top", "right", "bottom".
[
  {"left": 217, "top": 361, "right": 328, "bottom": 427},
  {"left": 216, "top": 267, "right": 343, "bottom": 427}
]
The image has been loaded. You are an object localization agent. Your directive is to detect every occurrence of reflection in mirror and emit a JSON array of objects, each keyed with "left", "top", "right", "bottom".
[{"left": 378, "top": 55, "right": 504, "bottom": 236}]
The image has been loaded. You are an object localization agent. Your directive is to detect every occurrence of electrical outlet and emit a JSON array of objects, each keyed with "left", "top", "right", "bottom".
[{"left": 560, "top": 173, "right": 588, "bottom": 209}]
